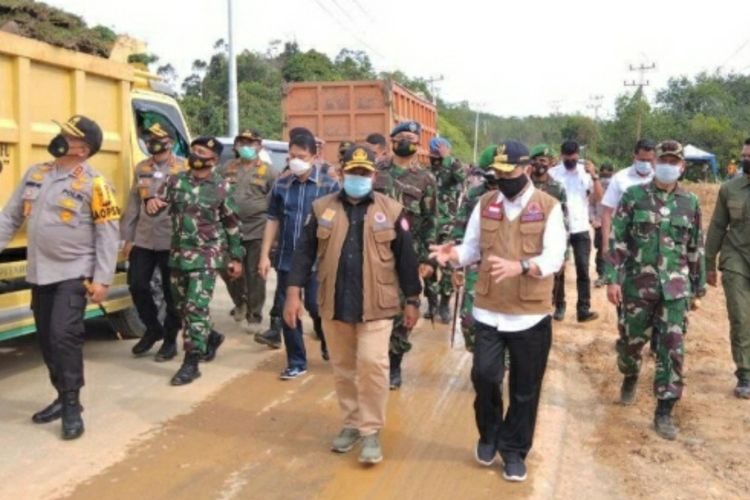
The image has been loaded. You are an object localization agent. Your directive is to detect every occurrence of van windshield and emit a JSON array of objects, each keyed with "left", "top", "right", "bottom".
[{"left": 132, "top": 99, "right": 190, "bottom": 158}]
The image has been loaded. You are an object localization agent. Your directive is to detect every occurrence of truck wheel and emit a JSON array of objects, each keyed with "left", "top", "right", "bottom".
[{"left": 109, "top": 307, "right": 146, "bottom": 339}]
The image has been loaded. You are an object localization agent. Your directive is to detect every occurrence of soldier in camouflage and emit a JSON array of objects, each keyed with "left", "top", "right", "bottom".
[
  {"left": 605, "top": 140, "right": 706, "bottom": 440},
  {"left": 528, "top": 144, "right": 569, "bottom": 321},
  {"left": 217, "top": 129, "right": 275, "bottom": 332},
  {"left": 374, "top": 120, "right": 437, "bottom": 389},
  {"left": 423, "top": 137, "right": 466, "bottom": 324},
  {"left": 448, "top": 147, "right": 500, "bottom": 352},
  {"left": 147, "top": 136, "right": 244, "bottom": 386}
]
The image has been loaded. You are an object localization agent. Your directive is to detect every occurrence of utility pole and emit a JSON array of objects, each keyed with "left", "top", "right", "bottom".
[
  {"left": 586, "top": 94, "right": 604, "bottom": 120},
  {"left": 424, "top": 74, "right": 444, "bottom": 106},
  {"left": 624, "top": 62, "right": 656, "bottom": 140},
  {"left": 472, "top": 101, "right": 486, "bottom": 164},
  {"left": 549, "top": 99, "right": 563, "bottom": 115},
  {"left": 227, "top": 0, "right": 239, "bottom": 137}
]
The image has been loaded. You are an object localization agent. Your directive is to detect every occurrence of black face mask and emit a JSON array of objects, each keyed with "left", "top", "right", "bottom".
[
  {"left": 47, "top": 134, "right": 69, "bottom": 158},
  {"left": 430, "top": 156, "right": 443, "bottom": 168},
  {"left": 392, "top": 140, "right": 417, "bottom": 158},
  {"left": 532, "top": 164, "right": 547, "bottom": 177},
  {"left": 496, "top": 174, "right": 529, "bottom": 200},
  {"left": 147, "top": 140, "right": 169, "bottom": 156},
  {"left": 188, "top": 153, "right": 214, "bottom": 170},
  {"left": 742, "top": 160, "right": 750, "bottom": 174},
  {"left": 563, "top": 159, "right": 578, "bottom": 170}
]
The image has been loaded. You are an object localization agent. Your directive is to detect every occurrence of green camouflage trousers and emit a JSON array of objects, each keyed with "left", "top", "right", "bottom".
[
  {"left": 390, "top": 291, "right": 412, "bottom": 355},
  {"left": 171, "top": 270, "right": 217, "bottom": 354},
  {"left": 424, "top": 267, "right": 454, "bottom": 299},
  {"left": 616, "top": 297, "right": 689, "bottom": 400},
  {"left": 459, "top": 267, "right": 479, "bottom": 352}
]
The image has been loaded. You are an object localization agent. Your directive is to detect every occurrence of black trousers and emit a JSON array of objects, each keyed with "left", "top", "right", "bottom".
[
  {"left": 31, "top": 279, "right": 88, "bottom": 392},
  {"left": 567, "top": 231, "right": 592, "bottom": 313},
  {"left": 128, "top": 246, "right": 180, "bottom": 341},
  {"left": 593, "top": 227, "right": 605, "bottom": 278},
  {"left": 472, "top": 317, "right": 552, "bottom": 459},
  {"left": 553, "top": 269, "right": 565, "bottom": 307}
]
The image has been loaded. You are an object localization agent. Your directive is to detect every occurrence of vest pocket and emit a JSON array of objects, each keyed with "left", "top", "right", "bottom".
[
  {"left": 520, "top": 222, "right": 544, "bottom": 254},
  {"left": 376, "top": 271, "right": 400, "bottom": 309},
  {"left": 475, "top": 259, "right": 491, "bottom": 295},
  {"left": 479, "top": 219, "right": 500, "bottom": 249},
  {"left": 520, "top": 275, "right": 547, "bottom": 302},
  {"left": 373, "top": 228, "right": 396, "bottom": 261}
]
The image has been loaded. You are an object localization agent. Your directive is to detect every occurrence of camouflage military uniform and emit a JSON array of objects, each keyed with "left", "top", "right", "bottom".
[
  {"left": 374, "top": 159, "right": 437, "bottom": 354},
  {"left": 605, "top": 182, "right": 706, "bottom": 400},
  {"left": 449, "top": 182, "right": 490, "bottom": 352},
  {"left": 425, "top": 157, "right": 466, "bottom": 300},
  {"left": 160, "top": 170, "right": 244, "bottom": 353}
]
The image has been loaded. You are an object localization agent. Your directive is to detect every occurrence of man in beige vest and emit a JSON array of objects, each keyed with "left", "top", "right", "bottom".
[
  {"left": 431, "top": 141, "right": 566, "bottom": 482},
  {"left": 285, "top": 146, "right": 421, "bottom": 465}
]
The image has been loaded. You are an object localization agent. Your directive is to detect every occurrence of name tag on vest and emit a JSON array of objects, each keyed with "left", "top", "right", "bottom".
[
  {"left": 520, "top": 201, "right": 545, "bottom": 223},
  {"left": 482, "top": 202, "right": 503, "bottom": 221}
]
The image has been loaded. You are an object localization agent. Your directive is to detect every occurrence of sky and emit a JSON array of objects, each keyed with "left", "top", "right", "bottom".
[{"left": 46, "top": 0, "right": 750, "bottom": 118}]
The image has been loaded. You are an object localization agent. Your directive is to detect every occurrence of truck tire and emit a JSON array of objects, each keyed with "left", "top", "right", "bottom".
[{"left": 109, "top": 307, "right": 146, "bottom": 339}]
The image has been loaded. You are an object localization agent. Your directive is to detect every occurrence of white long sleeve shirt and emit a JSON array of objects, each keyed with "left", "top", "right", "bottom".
[{"left": 455, "top": 186, "right": 567, "bottom": 332}]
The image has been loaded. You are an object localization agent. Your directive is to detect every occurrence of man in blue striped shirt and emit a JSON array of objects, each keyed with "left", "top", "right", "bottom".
[{"left": 259, "top": 130, "right": 340, "bottom": 379}]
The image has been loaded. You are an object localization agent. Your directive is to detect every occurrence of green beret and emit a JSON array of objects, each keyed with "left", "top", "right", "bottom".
[
  {"left": 478, "top": 145, "right": 499, "bottom": 170},
  {"left": 530, "top": 143, "right": 554, "bottom": 159}
]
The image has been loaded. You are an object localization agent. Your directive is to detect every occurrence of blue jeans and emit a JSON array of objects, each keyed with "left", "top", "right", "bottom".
[{"left": 276, "top": 270, "right": 319, "bottom": 370}]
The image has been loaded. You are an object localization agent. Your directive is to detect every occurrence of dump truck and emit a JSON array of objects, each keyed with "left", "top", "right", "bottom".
[
  {"left": 0, "top": 31, "right": 192, "bottom": 341},
  {"left": 282, "top": 80, "right": 437, "bottom": 165}
]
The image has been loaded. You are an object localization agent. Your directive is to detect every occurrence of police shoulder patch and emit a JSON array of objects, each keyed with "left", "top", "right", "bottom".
[{"left": 91, "top": 176, "right": 122, "bottom": 223}]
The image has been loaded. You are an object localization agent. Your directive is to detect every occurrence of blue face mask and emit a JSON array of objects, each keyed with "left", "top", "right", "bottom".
[
  {"left": 654, "top": 163, "right": 681, "bottom": 184},
  {"left": 634, "top": 160, "right": 653, "bottom": 176},
  {"left": 343, "top": 174, "right": 373, "bottom": 198},
  {"left": 238, "top": 146, "right": 258, "bottom": 161}
]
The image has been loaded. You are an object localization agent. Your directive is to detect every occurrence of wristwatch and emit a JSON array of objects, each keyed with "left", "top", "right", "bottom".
[
  {"left": 520, "top": 259, "right": 530, "bottom": 275},
  {"left": 405, "top": 298, "right": 421, "bottom": 308}
]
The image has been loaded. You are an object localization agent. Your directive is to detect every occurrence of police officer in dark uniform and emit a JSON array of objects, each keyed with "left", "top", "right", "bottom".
[{"left": 0, "top": 115, "right": 121, "bottom": 439}]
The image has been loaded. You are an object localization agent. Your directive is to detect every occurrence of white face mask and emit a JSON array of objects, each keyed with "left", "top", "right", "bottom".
[
  {"left": 289, "top": 158, "right": 312, "bottom": 176},
  {"left": 654, "top": 163, "right": 682, "bottom": 184},
  {"left": 634, "top": 160, "right": 653, "bottom": 176}
]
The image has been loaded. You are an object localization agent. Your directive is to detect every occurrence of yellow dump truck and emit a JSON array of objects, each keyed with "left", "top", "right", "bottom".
[{"left": 0, "top": 31, "right": 192, "bottom": 341}]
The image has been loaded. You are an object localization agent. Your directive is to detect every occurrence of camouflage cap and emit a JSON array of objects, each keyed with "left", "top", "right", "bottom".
[{"left": 656, "top": 140, "right": 684, "bottom": 160}]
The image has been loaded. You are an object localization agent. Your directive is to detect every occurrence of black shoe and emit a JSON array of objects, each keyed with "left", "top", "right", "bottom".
[
  {"left": 171, "top": 351, "right": 202, "bottom": 386},
  {"left": 620, "top": 375, "right": 638, "bottom": 405},
  {"left": 154, "top": 341, "right": 178, "bottom": 362},
  {"left": 577, "top": 311, "right": 599, "bottom": 323},
  {"left": 654, "top": 399, "right": 678, "bottom": 440},
  {"left": 131, "top": 331, "right": 164, "bottom": 356},
  {"left": 61, "top": 391, "right": 84, "bottom": 440},
  {"left": 734, "top": 379, "right": 750, "bottom": 399},
  {"left": 475, "top": 440, "right": 497, "bottom": 466},
  {"left": 321, "top": 345, "right": 330, "bottom": 362},
  {"left": 254, "top": 318, "right": 282, "bottom": 349},
  {"left": 32, "top": 397, "right": 62, "bottom": 424},
  {"left": 437, "top": 295, "right": 452, "bottom": 324},
  {"left": 203, "top": 330, "right": 225, "bottom": 362},
  {"left": 502, "top": 453, "right": 527, "bottom": 482},
  {"left": 389, "top": 353, "right": 403, "bottom": 390},
  {"left": 553, "top": 303, "right": 566, "bottom": 321}
]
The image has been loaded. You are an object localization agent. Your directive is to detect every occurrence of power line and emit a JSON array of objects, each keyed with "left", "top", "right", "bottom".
[
  {"left": 329, "top": 0, "right": 357, "bottom": 23},
  {"left": 311, "top": 0, "right": 385, "bottom": 59},
  {"left": 718, "top": 36, "right": 750, "bottom": 72},
  {"left": 624, "top": 62, "right": 656, "bottom": 140},
  {"left": 349, "top": 0, "right": 372, "bottom": 17}
]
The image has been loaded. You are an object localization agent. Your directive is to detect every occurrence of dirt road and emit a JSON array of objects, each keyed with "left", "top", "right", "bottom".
[{"left": 2, "top": 184, "right": 748, "bottom": 499}]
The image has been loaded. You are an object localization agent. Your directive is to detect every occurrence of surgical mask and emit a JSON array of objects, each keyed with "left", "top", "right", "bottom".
[
  {"left": 654, "top": 163, "right": 681, "bottom": 184},
  {"left": 289, "top": 158, "right": 312, "bottom": 176},
  {"left": 393, "top": 139, "right": 417, "bottom": 158},
  {"left": 47, "top": 134, "right": 69, "bottom": 158},
  {"left": 238, "top": 146, "right": 258, "bottom": 161},
  {"left": 563, "top": 159, "right": 577, "bottom": 170},
  {"left": 741, "top": 160, "right": 750, "bottom": 174},
  {"left": 342, "top": 174, "right": 373, "bottom": 198},
  {"left": 187, "top": 153, "right": 213, "bottom": 170},
  {"left": 496, "top": 175, "right": 528, "bottom": 200},
  {"left": 634, "top": 160, "right": 653, "bottom": 176}
]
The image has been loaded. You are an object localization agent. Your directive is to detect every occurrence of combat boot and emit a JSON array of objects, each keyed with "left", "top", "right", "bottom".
[
  {"left": 154, "top": 340, "right": 177, "bottom": 362},
  {"left": 32, "top": 392, "right": 84, "bottom": 424},
  {"left": 254, "top": 316, "right": 282, "bottom": 349},
  {"left": 171, "top": 350, "right": 202, "bottom": 386},
  {"left": 438, "top": 295, "right": 452, "bottom": 324},
  {"left": 389, "top": 352, "right": 403, "bottom": 390},
  {"left": 654, "top": 399, "right": 678, "bottom": 440},
  {"left": 203, "top": 330, "right": 225, "bottom": 362},
  {"left": 620, "top": 375, "right": 638, "bottom": 405},
  {"left": 424, "top": 291, "right": 437, "bottom": 320},
  {"left": 734, "top": 379, "right": 750, "bottom": 399},
  {"left": 61, "top": 391, "right": 84, "bottom": 440},
  {"left": 553, "top": 302, "right": 566, "bottom": 321}
]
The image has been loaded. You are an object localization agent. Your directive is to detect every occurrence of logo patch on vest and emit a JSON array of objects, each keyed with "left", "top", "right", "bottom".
[
  {"left": 521, "top": 201, "right": 545, "bottom": 223},
  {"left": 374, "top": 212, "right": 386, "bottom": 224},
  {"left": 400, "top": 217, "right": 410, "bottom": 231},
  {"left": 482, "top": 201, "right": 503, "bottom": 221}
]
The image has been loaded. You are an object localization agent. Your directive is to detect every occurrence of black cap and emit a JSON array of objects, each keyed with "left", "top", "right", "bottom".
[
  {"left": 55, "top": 115, "right": 103, "bottom": 156},
  {"left": 191, "top": 136, "right": 224, "bottom": 157},
  {"left": 342, "top": 145, "right": 376, "bottom": 172},
  {"left": 339, "top": 140, "right": 355, "bottom": 154},
  {"left": 390, "top": 121, "right": 422, "bottom": 138},
  {"left": 145, "top": 120, "right": 176, "bottom": 141},
  {"left": 235, "top": 128, "right": 262, "bottom": 143}
]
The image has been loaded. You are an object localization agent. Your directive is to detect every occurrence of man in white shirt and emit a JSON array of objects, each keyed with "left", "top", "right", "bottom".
[
  {"left": 430, "top": 141, "right": 566, "bottom": 483},
  {"left": 548, "top": 141, "right": 603, "bottom": 322},
  {"left": 600, "top": 139, "right": 656, "bottom": 254}
]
